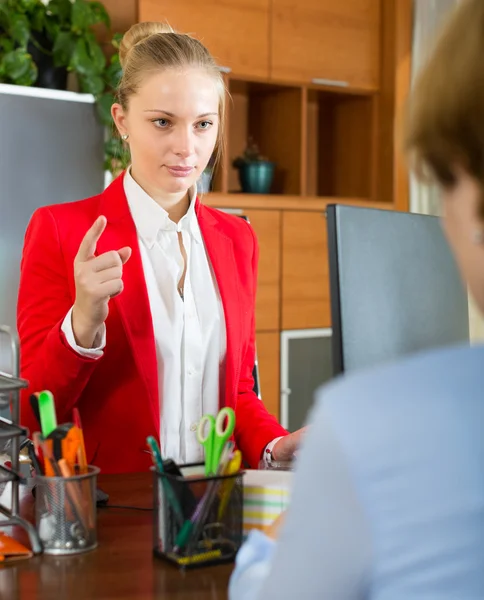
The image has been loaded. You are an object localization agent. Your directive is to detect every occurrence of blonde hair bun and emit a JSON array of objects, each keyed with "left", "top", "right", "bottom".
[{"left": 119, "top": 22, "right": 175, "bottom": 69}]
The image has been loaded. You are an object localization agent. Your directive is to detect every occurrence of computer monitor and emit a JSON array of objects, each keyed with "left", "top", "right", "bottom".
[{"left": 327, "top": 204, "right": 470, "bottom": 375}]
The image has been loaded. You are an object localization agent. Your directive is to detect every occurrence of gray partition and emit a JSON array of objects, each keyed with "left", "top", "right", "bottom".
[
  {"left": 0, "top": 84, "right": 104, "bottom": 422},
  {"left": 327, "top": 205, "right": 470, "bottom": 374},
  {"left": 0, "top": 84, "right": 104, "bottom": 374}
]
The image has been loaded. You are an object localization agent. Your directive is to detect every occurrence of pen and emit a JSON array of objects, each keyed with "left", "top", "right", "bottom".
[
  {"left": 32, "top": 432, "right": 45, "bottom": 474},
  {"left": 217, "top": 449, "right": 242, "bottom": 521},
  {"left": 29, "top": 393, "right": 41, "bottom": 426},
  {"left": 174, "top": 449, "right": 233, "bottom": 553},
  {"left": 146, "top": 437, "right": 184, "bottom": 527},
  {"left": 146, "top": 436, "right": 164, "bottom": 472},
  {"left": 26, "top": 440, "right": 43, "bottom": 475},
  {"left": 72, "top": 408, "right": 88, "bottom": 474}
]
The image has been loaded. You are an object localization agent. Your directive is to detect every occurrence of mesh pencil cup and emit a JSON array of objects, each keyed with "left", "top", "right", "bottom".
[
  {"left": 35, "top": 465, "right": 99, "bottom": 555},
  {"left": 152, "top": 464, "right": 244, "bottom": 568}
]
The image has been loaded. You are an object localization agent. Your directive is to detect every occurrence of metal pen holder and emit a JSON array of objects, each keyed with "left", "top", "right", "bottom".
[
  {"left": 153, "top": 464, "right": 245, "bottom": 569},
  {"left": 35, "top": 465, "right": 99, "bottom": 554},
  {"left": 0, "top": 325, "right": 42, "bottom": 554}
]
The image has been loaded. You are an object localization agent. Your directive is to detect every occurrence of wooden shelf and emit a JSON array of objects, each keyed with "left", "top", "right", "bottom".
[
  {"left": 305, "top": 89, "right": 376, "bottom": 198},
  {"left": 203, "top": 192, "right": 393, "bottom": 212},
  {"left": 226, "top": 80, "right": 303, "bottom": 195}
]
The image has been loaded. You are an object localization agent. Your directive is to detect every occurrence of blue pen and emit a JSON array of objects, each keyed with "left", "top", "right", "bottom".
[{"left": 146, "top": 437, "right": 184, "bottom": 526}]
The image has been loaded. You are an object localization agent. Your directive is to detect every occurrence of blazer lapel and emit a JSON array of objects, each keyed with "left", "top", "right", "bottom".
[
  {"left": 97, "top": 175, "right": 160, "bottom": 432},
  {"left": 197, "top": 203, "right": 243, "bottom": 407}
]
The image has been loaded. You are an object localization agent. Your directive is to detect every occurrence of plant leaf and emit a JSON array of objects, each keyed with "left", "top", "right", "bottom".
[
  {"left": 79, "top": 73, "right": 104, "bottom": 95},
  {"left": 9, "top": 14, "right": 30, "bottom": 47},
  {"left": 2, "top": 48, "right": 37, "bottom": 85},
  {"left": 70, "top": 37, "right": 92, "bottom": 76},
  {"left": 104, "top": 59, "right": 121, "bottom": 89},
  {"left": 19, "top": 0, "right": 39, "bottom": 11},
  {"left": 30, "top": 5, "right": 46, "bottom": 32},
  {"left": 104, "top": 132, "right": 130, "bottom": 174},
  {"left": 71, "top": 0, "right": 95, "bottom": 32},
  {"left": 52, "top": 30, "right": 75, "bottom": 67},
  {"left": 89, "top": 1, "right": 111, "bottom": 28},
  {"left": 15, "top": 60, "right": 38, "bottom": 85},
  {"left": 0, "top": 37, "right": 14, "bottom": 53},
  {"left": 96, "top": 91, "right": 115, "bottom": 126},
  {"left": 86, "top": 34, "right": 106, "bottom": 73},
  {"left": 47, "top": 0, "right": 72, "bottom": 24},
  {"left": 111, "top": 32, "right": 123, "bottom": 50}
]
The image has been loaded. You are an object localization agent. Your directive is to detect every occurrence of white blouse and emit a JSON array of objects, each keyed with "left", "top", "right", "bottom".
[{"left": 62, "top": 169, "right": 226, "bottom": 464}]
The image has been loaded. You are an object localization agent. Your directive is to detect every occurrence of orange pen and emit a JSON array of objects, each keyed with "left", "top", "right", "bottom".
[{"left": 72, "top": 409, "right": 88, "bottom": 474}]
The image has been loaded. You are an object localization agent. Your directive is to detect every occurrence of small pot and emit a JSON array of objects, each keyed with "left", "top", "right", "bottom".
[
  {"left": 238, "top": 161, "right": 275, "bottom": 194},
  {"left": 28, "top": 33, "right": 68, "bottom": 91}
]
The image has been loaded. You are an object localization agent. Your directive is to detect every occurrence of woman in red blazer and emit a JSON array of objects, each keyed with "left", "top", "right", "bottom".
[{"left": 17, "top": 22, "right": 303, "bottom": 474}]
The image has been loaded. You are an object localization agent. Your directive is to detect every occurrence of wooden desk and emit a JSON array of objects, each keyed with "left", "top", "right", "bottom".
[{"left": 0, "top": 472, "right": 234, "bottom": 599}]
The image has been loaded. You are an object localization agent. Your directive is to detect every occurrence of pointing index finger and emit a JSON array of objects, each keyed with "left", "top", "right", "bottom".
[{"left": 76, "top": 216, "right": 107, "bottom": 261}]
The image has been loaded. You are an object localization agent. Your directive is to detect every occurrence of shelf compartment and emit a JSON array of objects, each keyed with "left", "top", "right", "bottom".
[
  {"left": 227, "top": 79, "right": 303, "bottom": 195},
  {"left": 305, "top": 89, "right": 376, "bottom": 198},
  {"left": 0, "top": 418, "right": 27, "bottom": 440},
  {"left": 0, "top": 372, "right": 28, "bottom": 392}
]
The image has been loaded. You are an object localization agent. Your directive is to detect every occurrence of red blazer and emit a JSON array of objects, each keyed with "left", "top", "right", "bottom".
[{"left": 17, "top": 173, "right": 287, "bottom": 474}]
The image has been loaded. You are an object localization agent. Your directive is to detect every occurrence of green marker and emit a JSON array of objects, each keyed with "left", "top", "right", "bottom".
[{"left": 38, "top": 390, "right": 57, "bottom": 437}]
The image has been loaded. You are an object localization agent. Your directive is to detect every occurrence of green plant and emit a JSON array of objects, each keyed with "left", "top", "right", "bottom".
[
  {"left": 232, "top": 137, "right": 269, "bottom": 169},
  {"left": 95, "top": 32, "right": 130, "bottom": 174},
  {"left": 0, "top": 0, "right": 129, "bottom": 174}
]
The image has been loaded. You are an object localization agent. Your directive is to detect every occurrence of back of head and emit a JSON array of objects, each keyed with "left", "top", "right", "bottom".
[
  {"left": 404, "top": 0, "right": 484, "bottom": 216},
  {"left": 117, "top": 21, "right": 226, "bottom": 162}
]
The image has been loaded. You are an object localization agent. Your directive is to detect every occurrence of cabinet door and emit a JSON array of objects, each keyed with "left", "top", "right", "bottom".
[
  {"left": 282, "top": 211, "right": 330, "bottom": 329},
  {"left": 240, "top": 209, "right": 281, "bottom": 332},
  {"left": 280, "top": 330, "right": 333, "bottom": 431},
  {"left": 256, "top": 332, "right": 280, "bottom": 421},
  {"left": 139, "top": 0, "right": 270, "bottom": 79},
  {"left": 271, "top": 0, "right": 381, "bottom": 89}
]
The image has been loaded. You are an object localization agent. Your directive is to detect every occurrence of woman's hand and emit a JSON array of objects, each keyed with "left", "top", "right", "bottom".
[
  {"left": 72, "top": 216, "right": 131, "bottom": 348},
  {"left": 271, "top": 427, "right": 308, "bottom": 462}
]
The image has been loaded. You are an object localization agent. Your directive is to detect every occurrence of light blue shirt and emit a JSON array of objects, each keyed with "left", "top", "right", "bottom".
[{"left": 229, "top": 343, "right": 484, "bottom": 599}]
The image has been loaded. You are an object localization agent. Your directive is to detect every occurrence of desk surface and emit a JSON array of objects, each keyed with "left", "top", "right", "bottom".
[{"left": 0, "top": 472, "right": 234, "bottom": 599}]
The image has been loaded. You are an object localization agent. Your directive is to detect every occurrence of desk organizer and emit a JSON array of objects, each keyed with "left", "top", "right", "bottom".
[
  {"left": 0, "top": 325, "right": 42, "bottom": 554},
  {"left": 35, "top": 465, "right": 99, "bottom": 555},
  {"left": 153, "top": 463, "right": 244, "bottom": 569}
]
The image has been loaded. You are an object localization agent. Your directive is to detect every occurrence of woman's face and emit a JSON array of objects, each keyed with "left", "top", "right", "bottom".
[
  {"left": 112, "top": 67, "right": 219, "bottom": 198},
  {"left": 441, "top": 169, "right": 484, "bottom": 311}
]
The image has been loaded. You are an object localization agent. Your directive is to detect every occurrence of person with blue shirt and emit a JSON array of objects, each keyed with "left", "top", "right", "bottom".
[{"left": 229, "top": 0, "right": 484, "bottom": 598}]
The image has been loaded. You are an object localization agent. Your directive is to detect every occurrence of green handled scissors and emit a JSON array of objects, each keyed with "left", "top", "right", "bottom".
[{"left": 197, "top": 407, "right": 235, "bottom": 476}]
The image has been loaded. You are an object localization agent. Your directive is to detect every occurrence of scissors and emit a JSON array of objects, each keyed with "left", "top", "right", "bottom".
[{"left": 197, "top": 407, "right": 235, "bottom": 476}]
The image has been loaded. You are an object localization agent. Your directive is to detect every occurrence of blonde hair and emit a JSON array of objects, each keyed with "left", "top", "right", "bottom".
[
  {"left": 117, "top": 22, "right": 226, "bottom": 166},
  {"left": 404, "top": 0, "right": 484, "bottom": 216}
]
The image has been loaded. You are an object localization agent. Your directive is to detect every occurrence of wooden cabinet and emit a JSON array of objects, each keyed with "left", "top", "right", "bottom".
[
  {"left": 229, "top": 209, "right": 281, "bottom": 332},
  {"left": 139, "top": 0, "right": 270, "bottom": 79},
  {"left": 256, "top": 332, "right": 280, "bottom": 421},
  {"left": 271, "top": 0, "right": 381, "bottom": 89},
  {"left": 227, "top": 81, "right": 303, "bottom": 195},
  {"left": 282, "top": 211, "right": 331, "bottom": 330}
]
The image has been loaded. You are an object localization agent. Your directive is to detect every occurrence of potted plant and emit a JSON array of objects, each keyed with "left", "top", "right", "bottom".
[
  {"left": 232, "top": 137, "right": 275, "bottom": 194},
  {"left": 0, "top": 0, "right": 129, "bottom": 175}
]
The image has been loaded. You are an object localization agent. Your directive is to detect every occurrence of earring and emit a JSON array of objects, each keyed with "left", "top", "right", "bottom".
[
  {"left": 472, "top": 229, "right": 484, "bottom": 244},
  {"left": 121, "top": 134, "right": 129, "bottom": 141}
]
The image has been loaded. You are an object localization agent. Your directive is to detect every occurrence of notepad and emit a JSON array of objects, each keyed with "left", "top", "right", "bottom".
[
  {"left": 242, "top": 470, "right": 293, "bottom": 538},
  {"left": 0, "top": 532, "right": 33, "bottom": 563}
]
